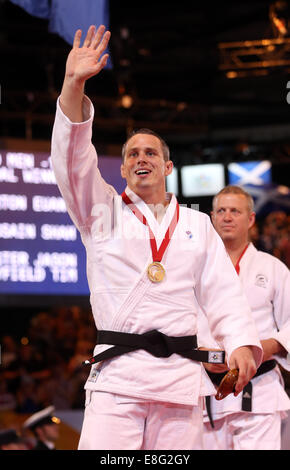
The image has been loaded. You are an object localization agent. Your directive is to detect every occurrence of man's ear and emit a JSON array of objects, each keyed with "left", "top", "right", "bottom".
[
  {"left": 165, "top": 160, "right": 173, "bottom": 176},
  {"left": 248, "top": 211, "right": 256, "bottom": 230},
  {"left": 120, "top": 164, "right": 126, "bottom": 179},
  {"left": 210, "top": 210, "right": 216, "bottom": 226}
]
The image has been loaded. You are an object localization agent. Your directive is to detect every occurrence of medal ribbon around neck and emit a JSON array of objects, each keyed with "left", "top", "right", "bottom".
[{"left": 121, "top": 192, "right": 180, "bottom": 282}]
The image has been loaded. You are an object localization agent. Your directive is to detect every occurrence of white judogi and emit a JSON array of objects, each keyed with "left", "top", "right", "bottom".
[
  {"left": 198, "top": 243, "right": 290, "bottom": 450},
  {"left": 51, "top": 97, "right": 262, "bottom": 449}
]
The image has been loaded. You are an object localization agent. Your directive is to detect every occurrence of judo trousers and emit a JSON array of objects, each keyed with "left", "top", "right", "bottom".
[
  {"left": 78, "top": 391, "right": 204, "bottom": 450},
  {"left": 203, "top": 411, "right": 282, "bottom": 450}
]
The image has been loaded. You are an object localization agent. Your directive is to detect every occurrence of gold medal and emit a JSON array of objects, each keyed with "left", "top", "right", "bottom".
[{"left": 147, "top": 262, "right": 166, "bottom": 283}]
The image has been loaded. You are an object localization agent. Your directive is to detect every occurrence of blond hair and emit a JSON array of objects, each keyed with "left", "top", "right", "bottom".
[{"left": 212, "top": 185, "right": 255, "bottom": 213}]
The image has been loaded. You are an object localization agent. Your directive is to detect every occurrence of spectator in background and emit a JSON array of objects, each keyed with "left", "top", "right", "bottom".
[
  {"left": 53, "top": 308, "right": 79, "bottom": 361},
  {"left": 36, "top": 357, "right": 75, "bottom": 410},
  {"left": 67, "top": 339, "right": 95, "bottom": 374},
  {"left": 0, "top": 429, "right": 28, "bottom": 450},
  {"left": 16, "top": 376, "right": 40, "bottom": 414},
  {"left": 22, "top": 406, "right": 61, "bottom": 450},
  {"left": 256, "top": 211, "right": 290, "bottom": 268},
  {"left": 0, "top": 336, "right": 19, "bottom": 369},
  {"left": 0, "top": 372, "right": 16, "bottom": 412}
]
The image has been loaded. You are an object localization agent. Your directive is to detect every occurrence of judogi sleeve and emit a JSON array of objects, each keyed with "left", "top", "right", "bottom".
[{"left": 51, "top": 96, "right": 117, "bottom": 232}]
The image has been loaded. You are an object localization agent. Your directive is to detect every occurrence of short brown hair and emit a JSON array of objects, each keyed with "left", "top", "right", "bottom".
[
  {"left": 121, "top": 128, "right": 170, "bottom": 162},
  {"left": 212, "top": 185, "right": 255, "bottom": 213}
]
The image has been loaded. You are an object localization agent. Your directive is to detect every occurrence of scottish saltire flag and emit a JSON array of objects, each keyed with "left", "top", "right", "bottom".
[
  {"left": 10, "top": 0, "right": 110, "bottom": 47},
  {"left": 228, "top": 161, "right": 272, "bottom": 186}
]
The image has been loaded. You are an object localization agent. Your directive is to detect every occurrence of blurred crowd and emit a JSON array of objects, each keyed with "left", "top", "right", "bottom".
[
  {"left": 0, "top": 305, "right": 96, "bottom": 417},
  {"left": 251, "top": 211, "right": 290, "bottom": 268},
  {"left": 0, "top": 210, "right": 289, "bottom": 449},
  {"left": 0, "top": 305, "right": 96, "bottom": 449}
]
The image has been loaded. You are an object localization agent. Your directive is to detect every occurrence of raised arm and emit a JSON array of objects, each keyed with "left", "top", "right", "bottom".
[
  {"left": 51, "top": 25, "right": 116, "bottom": 232},
  {"left": 60, "top": 25, "right": 111, "bottom": 122}
]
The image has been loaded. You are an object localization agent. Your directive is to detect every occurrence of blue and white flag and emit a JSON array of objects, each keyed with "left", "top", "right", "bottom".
[{"left": 228, "top": 161, "right": 272, "bottom": 186}]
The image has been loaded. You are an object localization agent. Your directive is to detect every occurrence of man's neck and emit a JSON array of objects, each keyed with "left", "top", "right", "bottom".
[{"left": 224, "top": 239, "right": 249, "bottom": 267}]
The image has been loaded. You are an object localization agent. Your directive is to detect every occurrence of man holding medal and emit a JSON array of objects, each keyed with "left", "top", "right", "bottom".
[{"left": 51, "top": 25, "right": 262, "bottom": 450}]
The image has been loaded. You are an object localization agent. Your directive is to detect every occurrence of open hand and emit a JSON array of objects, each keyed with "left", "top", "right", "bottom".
[{"left": 65, "top": 25, "right": 111, "bottom": 85}]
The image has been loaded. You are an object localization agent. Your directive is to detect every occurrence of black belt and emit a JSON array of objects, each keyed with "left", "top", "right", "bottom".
[
  {"left": 83, "top": 329, "right": 225, "bottom": 366},
  {"left": 205, "top": 359, "right": 277, "bottom": 428}
]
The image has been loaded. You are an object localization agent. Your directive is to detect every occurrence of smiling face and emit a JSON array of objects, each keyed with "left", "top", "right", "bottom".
[
  {"left": 211, "top": 193, "right": 255, "bottom": 247},
  {"left": 120, "top": 132, "right": 173, "bottom": 204}
]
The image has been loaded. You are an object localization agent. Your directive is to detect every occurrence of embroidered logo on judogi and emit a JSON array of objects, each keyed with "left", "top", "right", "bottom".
[{"left": 255, "top": 274, "right": 268, "bottom": 288}]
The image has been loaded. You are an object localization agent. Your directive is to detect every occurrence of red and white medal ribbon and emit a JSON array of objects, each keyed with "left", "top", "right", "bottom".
[{"left": 121, "top": 192, "right": 179, "bottom": 282}]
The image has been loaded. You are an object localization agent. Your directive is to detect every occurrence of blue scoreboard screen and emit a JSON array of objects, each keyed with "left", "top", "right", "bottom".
[{"left": 0, "top": 149, "right": 125, "bottom": 301}]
